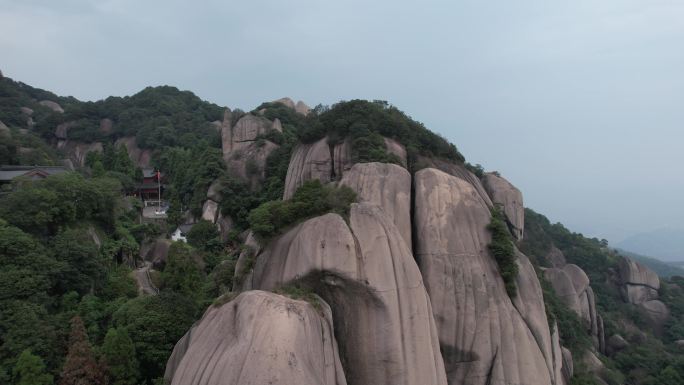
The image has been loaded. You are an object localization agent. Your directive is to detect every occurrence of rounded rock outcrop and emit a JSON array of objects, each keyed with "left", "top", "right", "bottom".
[
  {"left": 339, "top": 162, "right": 412, "bottom": 248},
  {"left": 482, "top": 172, "right": 524, "bottom": 239},
  {"left": 618, "top": 257, "right": 660, "bottom": 304},
  {"left": 38, "top": 100, "right": 64, "bottom": 113},
  {"left": 165, "top": 290, "right": 347, "bottom": 385},
  {"left": 239, "top": 204, "right": 447, "bottom": 385}
]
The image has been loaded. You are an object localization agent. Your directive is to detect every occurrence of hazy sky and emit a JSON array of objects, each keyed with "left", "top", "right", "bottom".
[{"left": 1, "top": 0, "right": 683, "bottom": 243}]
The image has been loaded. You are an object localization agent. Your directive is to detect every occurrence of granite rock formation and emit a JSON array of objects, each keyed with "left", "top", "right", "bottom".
[
  {"left": 414, "top": 167, "right": 558, "bottom": 385},
  {"left": 165, "top": 290, "right": 347, "bottom": 385},
  {"left": 483, "top": 172, "right": 524, "bottom": 240}
]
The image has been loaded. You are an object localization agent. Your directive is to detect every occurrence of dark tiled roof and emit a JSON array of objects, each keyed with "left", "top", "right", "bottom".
[{"left": 0, "top": 165, "right": 68, "bottom": 181}]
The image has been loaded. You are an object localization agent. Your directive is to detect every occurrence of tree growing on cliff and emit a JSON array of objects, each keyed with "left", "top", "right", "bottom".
[{"left": 487, "top": 206, "right": 518, "bottom": 297}]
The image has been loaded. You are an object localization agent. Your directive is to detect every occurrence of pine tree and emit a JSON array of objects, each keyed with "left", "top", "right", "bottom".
[
  {"left": 12, "top": 349, "right": 53, "bottom": 385},
  {"left": 102, "top": 328, "right": 139, "bottom": 385},
  {"left": 59, "top": 316, "right": 106, "bottom": 385}
]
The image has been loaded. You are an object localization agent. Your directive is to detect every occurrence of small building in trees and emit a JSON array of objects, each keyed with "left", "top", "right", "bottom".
[
  {"left": 137, "top": 168, "right": 164, "bottom": 201},
  {"left": 0, "top": 165, "right": 67, "bottom": 185}
]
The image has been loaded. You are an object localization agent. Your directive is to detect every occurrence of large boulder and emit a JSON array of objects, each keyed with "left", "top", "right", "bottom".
[
  {"left": 340, "top": 162, "right": 412, "bottom": 248},
  {"left": 201, "top": 200, "right": 219, "bottom": 223},
  {"left": 295, "top": 100, "right": 311, "bottom": 116},
  {"left": 239, "top": 204, "right": 448, "bottom": 385},
  {"left": 274, "top": 97, "right": 311, "bottom": 116},
  {"left": 618, "top": 257, "right": 660, "bottom": 304},
  {"left": 221, "top": 111, "right": 280, "bottom": 184},
  {"left": 274, "top": 97, "right": 296, "bottom": 109},
  {"left": 38, "top": 100, "right": 64, "bottom": 113},
  {"left": 383, "top": 137, "right": 407, "bottom": 166},
  {"left": 482, "top": 172, "right": 524, "bottom": 239},
  {"left": 640, "top": 299, "right": 669, "bottom": 330},
  {"left": 140, "top": 238, "right": 172, "bottom": 268},
  {"left": 544, "top": 264, "right": 602, "bottom": 350},
  {"left": 57, "top": 141, "right": 103, "bottom": 167},
  {"left": 226, "top": 114, "right": 278, "bottom": 153},
  {"left": 283, "top": 137, "right": 332, "bottom": 199},
  {"left": 165, "top": 290, "right": 347, "bottom": 385},
  {"left": 545, "top": 245, "right": 567, "bottom": 268},
  {"left": 414, "top": 167, "right": 556, "bottom": 385},
  {"left": 115, "top": 137, "right": 152, "bottom": 168}
]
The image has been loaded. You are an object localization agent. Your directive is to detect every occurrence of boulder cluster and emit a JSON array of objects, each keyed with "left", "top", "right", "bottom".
[{"left": 163, "top": 130, "right": 608, "bottom": 385}]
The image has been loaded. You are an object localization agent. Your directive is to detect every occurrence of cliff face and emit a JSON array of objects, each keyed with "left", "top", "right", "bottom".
[
  {"left": 414, "top": 168, "right": 558, "bottom": 385},
  {"left": 168, "top": 139, "right": 568, "bottom": 384}
]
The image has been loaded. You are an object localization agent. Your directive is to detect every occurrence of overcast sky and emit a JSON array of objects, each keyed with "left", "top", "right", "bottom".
[{"left": 1, "top": 0, "right": 683, "bottom": 243}]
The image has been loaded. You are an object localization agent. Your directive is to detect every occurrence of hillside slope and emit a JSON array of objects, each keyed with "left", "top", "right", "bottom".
[{"left": 1, "top": 74, "right": 684, "bottom": 385}]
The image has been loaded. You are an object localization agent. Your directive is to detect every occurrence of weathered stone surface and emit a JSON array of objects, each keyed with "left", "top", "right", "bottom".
[
  {"left": 416, "top": 156, "right": 493, "bottom": 207},
  {"left": 283, "top": 137, "right": 332, "bottom": 199},
  {"left": 38, "top": 100, "right": 64, "bottom": 113},
  {"left": 546, "top": 246, "right": 567, "bottom": 268},
  {"left": 0, "top": 120, "right": 9, "bottom": 138},
  {"left": 332, "top": 138, "right": 352, "bottom": 177},
  {"left": 206, "top": 179, "right": 223, "bottom": 202},
  {"left": 220, "top": 110, "right": 280, "bottom": 184},
  {"left": 544, "top": 264, "right": 602, "bottom": 351},
  {"left": 241, "top": 204, "right": 447, "bottom": 385},
  {"left": 115, "top": 137, "right": 151, "bottom": 168},
  {"left": 640, "top": 299, "right": 669, "bottom": 329},
  {"left": 275, "top": 97, "right": 296, "bottom": 109},
  {"left": 55, "top": 121, "right": 77, "bottom": 139},
  {"left": 201, "top": 200, "right": 219, "bottom": 223},
  {"left": 414, "top": 167, "right": 554, "bottom": 385},
  {"left": 216, "top": 213, "right": 234, "bottom": 243},
  {"left": 140, "top": 238, "right": 172, "bottom": 268},
  {"left": 229, "top": 114, "right": 273, "bottom": 152},
  {"left": 513, "top": 251, "right": 562, "bottom": 385},
  {"left": 57, "top": 141, "right": 103, "bottom": 167},
  {"left": 20, "top": 107, "right": 33, "bottom": 116},
  {"left": 383, "top": 137, "right": 407, "bottom": 167},
  {"left": 606, "top": 334, "right": 628, "bottom": 355},
  {"left": 544, "top": 268, "right": 581, "bottom": 314},
  {"left": 483, "top": 172, "right": 524, "bottom": 239},
  {"left": 295, "top": 100, "right": 311, "bottom": 115},
  {"left": 582, "top": 351, "right": 604, "bottom": 374},
  {"left": 618, "top": 257, "right": 660, "bottom": 304},
  {"left": 225, "top": 140, "right": 279, "bottom": 184},
  {"left": 340, "top": 162, "right": 412, "bottom": 248},
  {"left": 165, "top": 290, "right": 347, "bottom": 385},
  {"left": 551, "top": 325, "right": 564, "bottom": 385},
  {"left": 561, "top": 347, "right": 573, "bottom": 385}
]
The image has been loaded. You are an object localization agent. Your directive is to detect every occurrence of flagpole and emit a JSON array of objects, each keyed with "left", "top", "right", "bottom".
[{"left": 157, "top": 169, "right": 161, "bottom": 207}]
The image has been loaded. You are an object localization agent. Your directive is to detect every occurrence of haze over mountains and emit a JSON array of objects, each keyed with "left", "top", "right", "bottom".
[{"left": 617, "top": 227, "right": 684, "bottom": 262}]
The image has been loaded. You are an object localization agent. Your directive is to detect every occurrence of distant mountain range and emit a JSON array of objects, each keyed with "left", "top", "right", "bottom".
[{"left": 616, "top": 227, "right": 684, "bottom": 262}]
